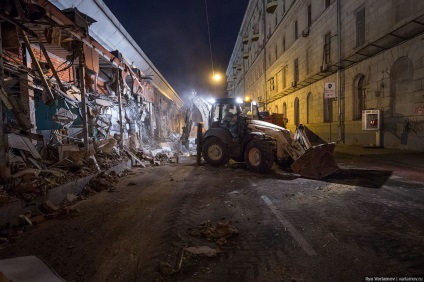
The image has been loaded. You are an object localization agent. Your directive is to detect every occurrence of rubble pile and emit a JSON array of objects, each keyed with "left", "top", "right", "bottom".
[
  {"left": 82, "top": 171, "right": 122, "bottom": 194},
  {"left": 0, "top": 200, "right": 80, "bottom": 249},
  {"left": 0, "top": 167, "right": 132, "bottom": 250}
]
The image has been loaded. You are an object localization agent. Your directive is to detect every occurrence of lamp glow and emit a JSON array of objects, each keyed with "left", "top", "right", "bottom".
[{"left": 213, "top": 73, "right": 222, "bottom": 82}]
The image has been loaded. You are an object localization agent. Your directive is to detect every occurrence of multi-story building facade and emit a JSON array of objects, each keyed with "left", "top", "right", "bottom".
[{"left": 226, "top": 0, "right": 424, "bottom": 151}]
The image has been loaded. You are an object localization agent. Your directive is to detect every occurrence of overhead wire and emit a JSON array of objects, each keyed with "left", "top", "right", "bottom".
[{"left": 204, "top": 0, "right": 215, "bottom": 76}]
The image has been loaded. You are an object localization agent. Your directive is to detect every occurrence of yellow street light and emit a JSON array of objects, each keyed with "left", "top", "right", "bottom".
[{"left": 212, "top": 72, "right": 222, "bottom": 82}]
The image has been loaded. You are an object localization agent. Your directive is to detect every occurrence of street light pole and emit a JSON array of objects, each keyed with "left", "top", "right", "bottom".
[{"left": 337, "top": 0, "right": 343, "bottom": 143}]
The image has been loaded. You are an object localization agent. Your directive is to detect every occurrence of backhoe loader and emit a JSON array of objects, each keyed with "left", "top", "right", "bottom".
[{"left": 201, "top": 98, "right": 339, "bottom": 179}]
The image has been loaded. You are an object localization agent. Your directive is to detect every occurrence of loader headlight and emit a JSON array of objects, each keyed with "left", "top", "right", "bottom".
[{"left": 236, "top": 98, "right": 243, "bottom": 104}]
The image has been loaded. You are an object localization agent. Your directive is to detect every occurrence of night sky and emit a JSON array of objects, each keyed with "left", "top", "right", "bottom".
[{"left": 102, "top": 0, "right": 249, "bottom": 103}]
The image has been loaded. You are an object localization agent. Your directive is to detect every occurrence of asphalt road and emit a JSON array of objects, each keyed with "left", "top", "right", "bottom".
[{"left": 1, "top": 158, "right": 423, "bottom": 282}]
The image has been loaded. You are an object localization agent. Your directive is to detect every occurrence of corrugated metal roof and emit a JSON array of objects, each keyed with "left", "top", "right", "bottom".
[{"left": 48, "top": 0, "right": 183, "bottom": 108}]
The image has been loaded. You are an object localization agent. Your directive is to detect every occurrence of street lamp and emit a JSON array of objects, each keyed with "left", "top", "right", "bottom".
[{"left": 212, "top": 72, "right": 222, "bottom": 82}]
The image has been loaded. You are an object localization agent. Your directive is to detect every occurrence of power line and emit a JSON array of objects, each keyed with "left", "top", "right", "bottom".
[{"left": 204, "top": 0, "right": 215, "bottom": 75}]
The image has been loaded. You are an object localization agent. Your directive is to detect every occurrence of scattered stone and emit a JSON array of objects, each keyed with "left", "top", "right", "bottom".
[
  {"left": 216, "top": 237, "right": 227, "bottom": 246},
  {"left": 158, "top": 261, "right": 174, "bottom": 276},
  {"left": 0, "top": 195, "right": 16, "bottom": 206},
  {"left": 14, "top": 182, "right": 40, "bottom": 194},
  {"left": 190, "top": 222, "right": 239, "bottom": 240},
  {"left": 127, "top": 182, "right": 136, "bottom": 186},
  {"left": 19, "top": 214, "right": 32, "bottom": 226},
  {"left": 184, "top": 246, "right": 220, "bottom": 257},
  {"left": 30, "top": 215, "right": 47, "bottom": 225},
  {"left": 43, "top": 200, "right": 59, "bottom": 212}
]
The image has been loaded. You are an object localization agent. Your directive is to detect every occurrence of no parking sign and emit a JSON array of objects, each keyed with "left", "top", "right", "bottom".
[{"left": 324, "top": 82, "right": 336, "bottom": 98}]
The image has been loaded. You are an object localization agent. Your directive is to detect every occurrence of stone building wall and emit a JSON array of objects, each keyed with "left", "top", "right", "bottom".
[{"left": 226, "top": 0, "right": 424, "bottom": 151}]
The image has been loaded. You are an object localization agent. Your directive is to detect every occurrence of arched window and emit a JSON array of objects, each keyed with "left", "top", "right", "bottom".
[
  {"left": 294, "top": 98, "right": 300, "bottom": 126},
  {"left": 283, "top": 102, "right": 287, "bottom": 119},
  {"left": 307, "top": 92, "right": 313, "bottom": 124},
  {"left": 275, "top": 105, "right": 279, "bottom": 113},
  {"left": 353, "top": 74, "right": 365, "bottom": 120},
  {"left": 390, "top": 57, "right": 414, "bottom": 117}
]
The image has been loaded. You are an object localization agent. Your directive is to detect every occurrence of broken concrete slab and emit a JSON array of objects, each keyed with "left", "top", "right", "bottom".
[
  {"left": 7, "top": 134, "right": 42, "bottom": 159},
  {"left": 0, "top": 256, "right": 65, "bottom": 282}
]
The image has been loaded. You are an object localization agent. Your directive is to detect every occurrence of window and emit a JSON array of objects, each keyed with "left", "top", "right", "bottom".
[
  {"left": 307, "top": 92, "right": 313, "bottom": 123},
  {"left": 324, "top": 32, "right": 331, "bottom": 64},
  {"left": 356, "top": 8, "right": 365, "bottom": 46},
  {"left": 282, "top": 36, "right": 286, "bottom": 52},
  {"left": 294, "top": 20, "right": 299, "bottom": 40},
  {"left": 275, "top": 105, "right": 279, "bottom": 114},
  {"left": 282, "top": 65, "right": 287, "bottom": 88},
  {"left": 275, "top": 45, "right": 278, "bottom": 60},
  {"left": 353, "top": 74, "right": 365, "bottom": 120},
  {"left": 294, "top": 59, "right": 299, "bottom": 83},
  {"left": 325, "top": 0, "right": 331, "bottom": 9},
  {"left": 294, "top": 98, "right": 300, "bottom": 126},
  {"left": 282, "top": 0, "right": 286, "bottom": 13},
  {"left": 283, "top": 102, "right": 287, "bottom": 119},
  {"left": 307, "top": 4, "right": 312, "bottom": 27},
  {"left": 270, "top": 77, "right": 275, "bottom": 91}
]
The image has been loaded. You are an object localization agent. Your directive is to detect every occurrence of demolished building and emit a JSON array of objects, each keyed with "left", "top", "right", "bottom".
[{"left": 0, "top": 0, "right": 184, "bottom": 201}]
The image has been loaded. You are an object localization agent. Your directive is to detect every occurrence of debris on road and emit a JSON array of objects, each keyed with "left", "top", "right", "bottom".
[
  {"left": 158, "top": 261, "right": 175, "bottom": 276},
  {"left": 184, "top": 246, "right": 221, "bottom": 257},
  {"left": 189, "top": 221, "right": 239, "bottom": 241}
]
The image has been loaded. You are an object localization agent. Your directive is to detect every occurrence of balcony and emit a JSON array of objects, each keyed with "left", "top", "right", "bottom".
[
  {"left": 243, "top": 51, "right": 249, "bottom": 59},
  {"left": 237, "top": 64, "right": 242, "bottom": 71},
  {"left": 266, "top": 0, "right": 278, "bottom": 13},
  {"left": 242, "top": 35, "right": 249, "bottom": 44}
]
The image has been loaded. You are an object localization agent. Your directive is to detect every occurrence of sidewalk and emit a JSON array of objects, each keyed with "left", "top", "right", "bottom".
[{"left": 333, "top": 144, "right": 424, "bottom": 183}]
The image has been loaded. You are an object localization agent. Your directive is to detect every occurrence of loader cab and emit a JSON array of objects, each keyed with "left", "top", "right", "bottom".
[{"left": 209, "top": 98, "right": 259, "bottom": 129}]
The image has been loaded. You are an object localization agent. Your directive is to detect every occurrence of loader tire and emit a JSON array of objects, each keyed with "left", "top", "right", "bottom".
[
  {"left": 202, "top": 137, "right": 230, "bottom": 166},
  {"left": 244, "top": 140, "right": 274, "bottom": 173}
]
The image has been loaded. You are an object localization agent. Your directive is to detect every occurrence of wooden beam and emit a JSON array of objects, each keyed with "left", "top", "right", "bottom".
[{"left": 0, "top": 22, "right": 11, "bottom": 183}]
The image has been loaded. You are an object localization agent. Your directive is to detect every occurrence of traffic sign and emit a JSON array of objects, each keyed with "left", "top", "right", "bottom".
[{"left": 324, "top": 82, "right": 336, "bottom": 98}]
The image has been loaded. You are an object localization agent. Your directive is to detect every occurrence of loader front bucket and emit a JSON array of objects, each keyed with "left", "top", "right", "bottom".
[{"left": 290, "top": 142, "right": 339, "bottom": 179}]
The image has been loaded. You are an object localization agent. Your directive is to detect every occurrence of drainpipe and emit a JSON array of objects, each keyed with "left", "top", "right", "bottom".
[
  {"left": 337, "top": 0, "right": 343, "bottom": 143},
  {"left": 262, "top": 0, "right": 267, "bottom": 111}
]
